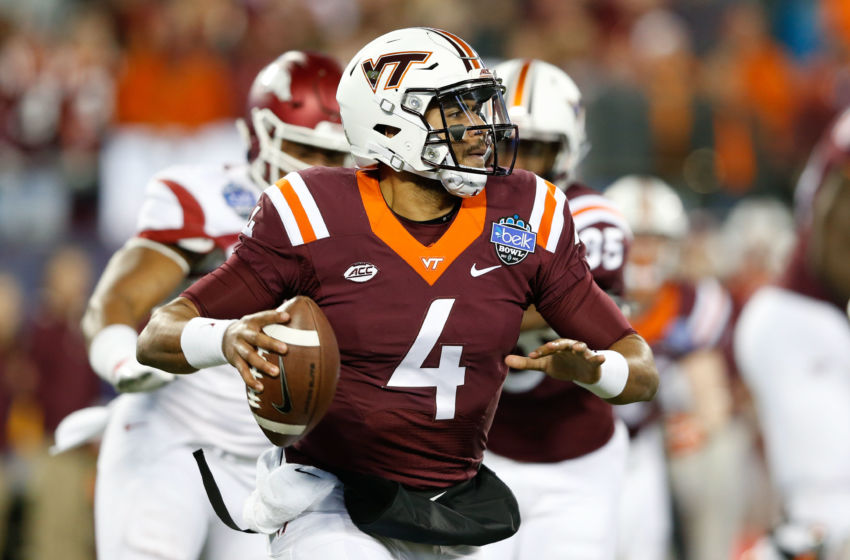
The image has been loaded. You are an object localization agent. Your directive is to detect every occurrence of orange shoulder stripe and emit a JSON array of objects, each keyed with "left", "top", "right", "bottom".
[
  {"left": 536, "top": 181, "right": 558, "bottom": 251},
  {"left": 276, "top": 178, "right": 317, "bottom": 244}
]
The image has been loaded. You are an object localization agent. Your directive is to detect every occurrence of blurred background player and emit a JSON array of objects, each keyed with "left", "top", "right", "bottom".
[
  {"left": 605, "top": 175, "right": 741, "bottom": 560},
  {"left": 77, "top": 51, "right": 348, "bottom": 559},
  {"left": 735, "top": 107, "right": 850, "bottom": 560},
  {"left": 481, "top": 58, "right": 632, "bottom": 560}
]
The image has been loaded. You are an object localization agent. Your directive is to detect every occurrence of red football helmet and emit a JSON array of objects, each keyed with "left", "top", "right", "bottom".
[{"left": 238, "top": 51, "right": 349, "bottom": 186}]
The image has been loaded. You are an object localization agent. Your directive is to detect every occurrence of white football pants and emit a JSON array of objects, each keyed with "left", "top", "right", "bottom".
[
  {"left": 617, "top": 424, "right": 672, "bottom": 560},
  {"left": 268, "top": 480, "right": 480, "bottom": 560},
  {"left": 479, "top": 420, "right": 629, "bottom": 560},
  {"left": 95, "top": 393, "right": 268, "bottom": 560}
]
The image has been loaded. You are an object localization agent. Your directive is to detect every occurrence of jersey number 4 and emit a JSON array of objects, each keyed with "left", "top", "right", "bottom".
[{"left": 386, "top": 299, "right": 465, "bottom": 421}]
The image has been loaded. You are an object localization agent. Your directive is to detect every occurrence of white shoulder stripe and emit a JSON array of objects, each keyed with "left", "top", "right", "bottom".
[
  {"left": 572, "top": 209, "right": 633, "bottom": 237},
  {"left": 529, "top": 176, "right": 568, "bottom": 251},
  {"left": 568, "top": 193, "right": 619, "bottom": 213},
  {"left": 285, "top": 172, "right": 329, "bottom": 240},
  {"left": 265, "top": 185, "right": 304, "bottom": 246},
  {"left": 528, "top": 177, "right": 548, "bottom": 233}
]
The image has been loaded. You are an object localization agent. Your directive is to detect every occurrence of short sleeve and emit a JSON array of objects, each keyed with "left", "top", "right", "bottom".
[{"left": 136, "top": 175, "right": 214, "bottom": 253}]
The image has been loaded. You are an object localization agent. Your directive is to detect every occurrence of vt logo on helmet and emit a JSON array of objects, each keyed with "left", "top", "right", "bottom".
[
  {"left": 337, "top": 27, "right": 518, "bottom": 198},
  {"left": 362, "top": 52, "right": 432, "bottom": 92}
]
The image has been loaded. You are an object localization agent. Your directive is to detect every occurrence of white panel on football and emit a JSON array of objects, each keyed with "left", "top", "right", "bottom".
[
  {"left": 263, "top": 324, "right": 320, "bottom": 347},
  {"left": 253, "top": 415, "right": 306, "bottom": 435}
]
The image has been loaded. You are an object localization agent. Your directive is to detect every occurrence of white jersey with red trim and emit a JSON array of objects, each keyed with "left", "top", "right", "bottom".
[
  {"left": 134, "top": 162, "right": 268, "bottom": 458},
  {"left": 136, "top": 163, "right": 259, "bottom": 257}
]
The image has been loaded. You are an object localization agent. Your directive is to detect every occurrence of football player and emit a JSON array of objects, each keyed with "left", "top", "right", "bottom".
[
  {"left": 735, "top": 107, "right": 850, "bottom": 560},
  {"left": 137, "top": 27, "right": 659, "bottom": 560},
  {"left": 605, "top": 175, "right": 740, "bottom": 560},
  {"left": 80, "top": 51, "right": 348, "bottom": 559},
  {"left": 480, "top": 58, "right": 632, "bottom": 560}
]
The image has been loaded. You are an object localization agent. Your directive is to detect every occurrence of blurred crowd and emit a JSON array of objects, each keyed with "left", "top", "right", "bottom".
[{"left": 0, "top": 0, "right": 848, "bottom": 558}]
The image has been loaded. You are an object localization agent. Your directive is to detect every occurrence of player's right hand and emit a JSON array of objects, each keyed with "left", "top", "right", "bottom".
[
  {"left": 222, "top": 309, "right": 290, "bottom": 392},
  {"left": 113, "top": 358, "right": 175, "bottom": 392}
]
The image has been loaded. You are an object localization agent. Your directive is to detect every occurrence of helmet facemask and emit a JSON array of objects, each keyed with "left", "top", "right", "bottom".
[
  {"left": 245, "top": 107, "right": 348, "bottom": 186},
  {"left": 400, "top": 79, "right": 518, "bottom": 197}
]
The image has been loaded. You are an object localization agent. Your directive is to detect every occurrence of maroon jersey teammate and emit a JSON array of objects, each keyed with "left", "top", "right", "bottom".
[
  {"left": 482, "top": 59, "right": 634, "bottom": 560},
  {"left": 138, "top": 29, "right": 658, "bottom": 560}
]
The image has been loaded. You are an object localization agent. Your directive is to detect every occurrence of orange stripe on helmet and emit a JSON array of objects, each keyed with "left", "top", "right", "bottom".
[
  {"left": 276, "top": 178, "right": 317, "bottom": 243},
  {"left": 427, "top": 28, "right": 482, "bottom": 70},
  {"left": 511, "top": 59, "right": 533, "bottom": 109}
]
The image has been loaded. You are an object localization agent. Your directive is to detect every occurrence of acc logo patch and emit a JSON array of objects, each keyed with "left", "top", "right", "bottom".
[
  {"left": 344, "top": 262, "right": 379, "bottom": 283},
  {"left": 223, "top": 182, "right": 259, "bottom": 220},
  {"left": 490, "top": 215, "right": 537, "bottom": 265}
]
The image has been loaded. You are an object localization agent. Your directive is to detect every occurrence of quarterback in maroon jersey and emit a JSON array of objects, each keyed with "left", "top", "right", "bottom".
[
  {"left": 138, "top": 28, "right": 658, "bottom": 560},
  {"left": 481, "top": 58, "right": 634, "bottom": 560}
]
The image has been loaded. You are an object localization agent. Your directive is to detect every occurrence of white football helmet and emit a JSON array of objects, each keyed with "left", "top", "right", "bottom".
[
  {"left": 336, "top": 27, "right": 518, "bottom": 197},
  {"left": 494, "top": 58, "right": 588, "bottom": 186},
  {"left": 605, "top": 175, "right": 688, "bottom": 297},
  {"left": 237, "top": 51, "right": 350, "bottom": 187},
  {"left": 605, "top": 175, "right": 688, "bottom": 238}
]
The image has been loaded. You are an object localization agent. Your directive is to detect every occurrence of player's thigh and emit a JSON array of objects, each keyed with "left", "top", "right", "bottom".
[
  {"left": 483, "top": 422, "right": 627, "bottom": 560},
  {"left": 617, "top": 425, "right": 671, "bottom": 560},
  {"left": 271, "top": 497, "right": 481, "bottom": 560},
  {"left": 96, "top": 397, "right": 209, "bottom": 559},
  {"left": 271, "top": 508, "right": 397, "bottom": 560}
]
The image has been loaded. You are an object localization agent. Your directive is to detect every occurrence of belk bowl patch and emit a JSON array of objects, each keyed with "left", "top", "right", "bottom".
[
  {"left": 223, "top": 182, "right": 259, "bottom": 220},
  {"left": 490, "top": 215, "right": 536, "bottom": 265}
]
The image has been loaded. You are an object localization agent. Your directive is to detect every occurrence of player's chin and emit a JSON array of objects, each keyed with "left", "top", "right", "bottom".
[{"left": 461, "top": 153, "right": 487, "bottom": 169}]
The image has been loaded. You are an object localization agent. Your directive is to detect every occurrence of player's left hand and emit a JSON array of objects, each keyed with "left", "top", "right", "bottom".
[{"left": 505, "top": 338, "right": 606, "bottom": 385}]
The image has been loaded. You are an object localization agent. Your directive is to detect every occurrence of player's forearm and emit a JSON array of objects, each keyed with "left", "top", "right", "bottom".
[
  {"left": 137, "top": 297, "right": 202, "bottom": 373},
  {"left": 604, "top": 333, "right": 658, "bottom": 404}
]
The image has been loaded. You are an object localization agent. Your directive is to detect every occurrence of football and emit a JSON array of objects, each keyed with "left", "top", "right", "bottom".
[{"left": 246, "top": 295, "right": 340, "bottom": 447}]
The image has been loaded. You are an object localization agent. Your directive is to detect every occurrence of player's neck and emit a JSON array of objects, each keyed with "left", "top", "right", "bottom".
[{"left": 378, "top": 165, "right": 458, "bottom": 222}]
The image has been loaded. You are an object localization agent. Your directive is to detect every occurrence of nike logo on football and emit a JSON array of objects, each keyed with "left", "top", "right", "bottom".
[
  {"left": 272, "top": 355, "right": 293, "bottom": 414},
  {"left": 470, "top": 263, "right": 502, "bottom": 277}
]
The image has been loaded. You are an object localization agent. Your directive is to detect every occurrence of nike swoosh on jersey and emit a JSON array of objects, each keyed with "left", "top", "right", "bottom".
[
  {"left": 470, "top": 263, "right": 502, "bottom": 277},
  {"left": 430, "top": 490, "right": 448, "bottom": 501}
]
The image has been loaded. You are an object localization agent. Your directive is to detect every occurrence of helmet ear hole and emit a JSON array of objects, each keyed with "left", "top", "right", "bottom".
[{"left": 373, "top": 124, "right": 401, "bottom": 138}]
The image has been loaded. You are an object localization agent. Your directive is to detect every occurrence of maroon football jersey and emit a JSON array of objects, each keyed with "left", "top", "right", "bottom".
[
  {"left": 486, "top": 182, "right": 634, "bottom": 463},
  {"left": 184, "top": 167, "right": 633, "bottom": 488}
]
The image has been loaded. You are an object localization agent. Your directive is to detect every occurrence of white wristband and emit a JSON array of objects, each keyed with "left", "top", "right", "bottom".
[
  {"left": 180, "top": 317, "right": 236, "bottom": 369},
  {"left": 88, "top": 324, "right": 139, "bottom": 384},
  {"left": 575, "top": 350, "right": 629, "bottom": 399}
]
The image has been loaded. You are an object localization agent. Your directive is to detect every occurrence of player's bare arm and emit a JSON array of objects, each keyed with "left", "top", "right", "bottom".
[
  {"left": 506, "top": 333, "right": 658, "bottom": 404},
  {"left": 81, "top": 240, "right": 207, "bottom": 392},
  {"left": 137, "top": 296, "right": 289, "bottom": 392},
  {"left": 81, "top": 240, "right": 194, "bottom": 343}
]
